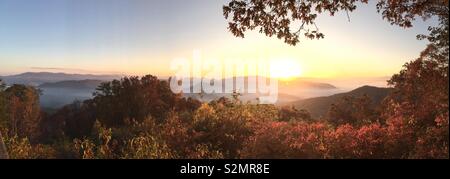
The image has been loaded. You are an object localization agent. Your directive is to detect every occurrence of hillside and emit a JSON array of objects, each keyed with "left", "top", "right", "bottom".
[{"left": 285, "top": 86, "right": 393, "bottom": 118}]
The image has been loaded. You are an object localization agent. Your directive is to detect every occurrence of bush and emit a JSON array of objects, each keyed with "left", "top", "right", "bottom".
[{"left": 3, "top": 133, "right": 56, "bottom": 159}]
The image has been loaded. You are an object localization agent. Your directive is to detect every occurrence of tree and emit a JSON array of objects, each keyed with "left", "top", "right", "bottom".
[
  {"left": 41, "top": 100, "right": 97, "bottom": 140},
  {"left": 242, "top": 121, "right": 330, "bottom": 159},
  {"left": 326, "top": 95, "right": 380, "bottom": 127},
  {"left": 0, "top": 79, "right": 8, "bottom": 159},
  {"left": 223, "top": 0, "right": 448, "bottom": 45},
  {"left": 279, "top": 106, "right": 312, "bottom": 122},
  {"left": 224, "top": 0, "right": 449, "bottom": 158},
  {"left": 191, "top": 103, "right": 253, "bottom": 158},
  {"left": 384, "top": 7, "right": 449, "bottom": 157},
  {"left": 0, "top": 79, "right": 6, "bottom": 127},
  {"left": 386, "top": 14, "right": 449, "bottom": 128},
  {"left": 93, "top": 75, "right": 186, "bottom": 127},
  {"left": 2, "top": 84, "right": 42, "bottom": 141}
]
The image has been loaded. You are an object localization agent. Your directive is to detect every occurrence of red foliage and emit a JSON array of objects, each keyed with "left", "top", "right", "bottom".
[
  {"left": 242, "top": 122, "right": 330, "bottom": 159},
  {"left": 242, "top": 115, "right": 448, "bottom": 159}
]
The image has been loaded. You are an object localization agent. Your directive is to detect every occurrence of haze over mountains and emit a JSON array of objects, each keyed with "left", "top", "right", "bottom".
[
  {"left": 38, "top": 80, "right": 104, "bottom": 109},
  {"left": 0, "top": 72, "right": 122, "bottom": 109},
  {"left": 170, "top": 76, "right": 341, "bottom": 103},
  {"left": 1, "top": 72, "right": 392, "bottom": 113}
]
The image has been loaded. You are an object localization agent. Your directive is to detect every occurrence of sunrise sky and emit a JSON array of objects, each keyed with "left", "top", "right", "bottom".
[{"left": 0, "top": 0, "right": 436, "bottom": 78}]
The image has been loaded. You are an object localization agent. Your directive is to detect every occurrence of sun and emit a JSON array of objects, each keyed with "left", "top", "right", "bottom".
[{"left": 269, "top": 59, "right": 302, "bottom": 81}]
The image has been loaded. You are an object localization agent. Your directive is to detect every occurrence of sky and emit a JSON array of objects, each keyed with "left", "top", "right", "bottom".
[{"left": 0, "top": 0, "right": 436, "bottom": 79}]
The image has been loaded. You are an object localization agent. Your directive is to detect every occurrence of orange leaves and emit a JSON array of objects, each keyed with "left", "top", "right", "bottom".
[
  {"left": 223, "top": 0, "right": 340, "bottom": 45},
  {"left": 242, "top": 121, "right": 330, "bottom": 159},
  {"left": 3, "top": 85, "right": 41, "bottom": 141},
  {"left": 223, "top": 0, "right": 447, "bottom": 45}
]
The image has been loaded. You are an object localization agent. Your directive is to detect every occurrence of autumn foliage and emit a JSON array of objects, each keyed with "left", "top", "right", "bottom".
[
  {"left": 1, "top": 71, "right": 448, "bottom": 159},
  {"left": 0, "top": 0, "right": 448, "bottom": 159}
]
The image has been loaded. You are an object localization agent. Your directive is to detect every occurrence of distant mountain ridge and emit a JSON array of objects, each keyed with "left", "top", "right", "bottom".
[
  {"left": 172, "top": 76, "right": 339, "bottom": 100},
  {"left": 285, "top": 86, "right": 393, "bottom": 118},
  {"left": 1, "top": 72, "right": 122, "bottom": 86},
  {"left": 0, "top": 72, "right": 120, "bottom": 109},
  {"left": 39, "top": 79, "right": 104, "bottom": 89},
  {"left": 278, "top": 79, "right": 337, "bottom": 89},
  {"left": 2, "top": 72, "right": 350, "bottom": 111},
  {"left": 174, "top": 76, "right": 336, "bottom": 103}
]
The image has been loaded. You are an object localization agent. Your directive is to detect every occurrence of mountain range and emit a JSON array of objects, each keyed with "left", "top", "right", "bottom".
[
  {"left": 38, "top": 79, "right": 105, "bottom": 109},
  {"left": 1, "top": 72, "right": 391, "bottom": 116},
  {"left": 0, "top": 72, "right": 122, "bottom": 86}
]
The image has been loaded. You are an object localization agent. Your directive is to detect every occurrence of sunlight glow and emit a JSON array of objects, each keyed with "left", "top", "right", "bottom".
[{"left": 269, "top": 59, "right": 303, "bottom": 81}]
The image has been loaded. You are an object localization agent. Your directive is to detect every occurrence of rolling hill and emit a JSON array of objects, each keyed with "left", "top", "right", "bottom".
[{"left": 285, "top": 86, "right": 393, "bottom": 118}]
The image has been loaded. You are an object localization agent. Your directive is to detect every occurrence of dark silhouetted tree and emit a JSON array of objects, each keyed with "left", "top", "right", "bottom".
[
  {"left": 41, "top": 100, "right": 97, "bottom": 141},
  {"left": 279, "top": 106, "right": 312, "bottom": 122},
  {"left": 223, "top": 0, "right": 448, "bottom": 45},
  {"left": 326, "top": 95, "right": 380, "bottom": 127},
  {"left": 93, "top": 75, "right": 182, "bottom": 126}
]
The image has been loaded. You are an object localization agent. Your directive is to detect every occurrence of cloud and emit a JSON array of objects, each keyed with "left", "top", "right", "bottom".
[{"left": 29, "top": 67, "right": 123, "bottom": 75}]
